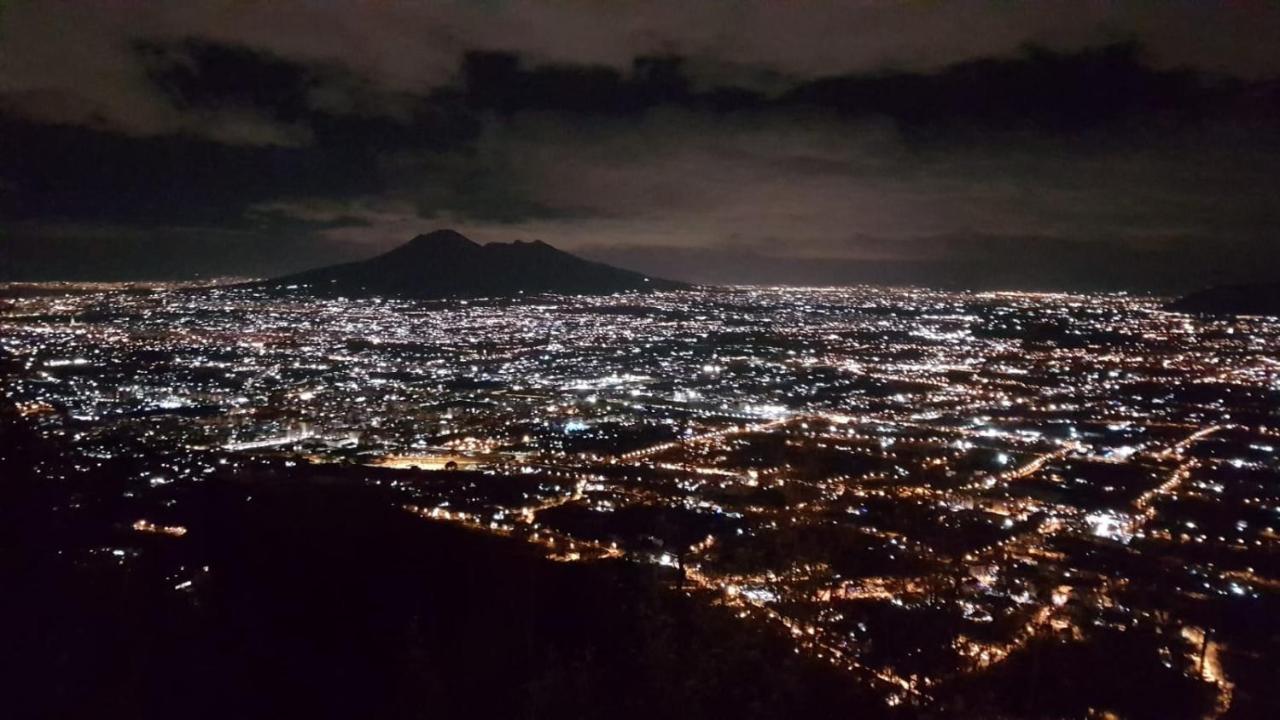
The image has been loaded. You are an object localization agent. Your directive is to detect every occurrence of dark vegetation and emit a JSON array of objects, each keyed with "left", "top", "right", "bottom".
[{"left": 0, "top": 406, "right": 883, "bottom": 720}]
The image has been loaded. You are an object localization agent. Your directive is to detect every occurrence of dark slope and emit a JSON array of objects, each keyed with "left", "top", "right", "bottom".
[
  {"left": 1165, "top": 282, "right": 1280, "bottom": 317},
  {"left": 1, "top": 405, "right": 885, "bottom": 720},
  {"left": 267, "top": 229, "right": 687, "bottom": 298}
]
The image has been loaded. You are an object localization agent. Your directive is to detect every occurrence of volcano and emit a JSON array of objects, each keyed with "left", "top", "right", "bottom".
[{"left": 265, "top": 230, "right": 687, "bottom": 298}]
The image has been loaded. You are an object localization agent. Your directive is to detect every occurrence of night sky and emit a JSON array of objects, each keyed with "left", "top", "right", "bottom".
[{"left": 3, "top": 1, "right": 1279, "bottom": 290}]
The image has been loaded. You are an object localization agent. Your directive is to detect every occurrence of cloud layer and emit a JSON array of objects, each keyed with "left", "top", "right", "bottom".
[{"left": 2, "top": 1, "right": 1279, "bottom": 289}]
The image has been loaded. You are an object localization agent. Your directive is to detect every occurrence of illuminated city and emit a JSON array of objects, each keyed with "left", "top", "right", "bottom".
[
  {"left": 6, "top": 3, "right": 1280, "bottom": 718},
  {"left": 3, "top": 282, "right": 1277, "bottom": 717}
]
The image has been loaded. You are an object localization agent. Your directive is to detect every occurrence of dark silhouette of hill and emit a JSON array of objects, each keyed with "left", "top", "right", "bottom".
[
  {"left": 0, "top": 406, "right": 886, "bottom": 720},
  {"left": 1165, "top": 282, "right": 1280, "bottom": 317},
  {"left": 265, "top": 229, "right": 687, "bottom": 298}
]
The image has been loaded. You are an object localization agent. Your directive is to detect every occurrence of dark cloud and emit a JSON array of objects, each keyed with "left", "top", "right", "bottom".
[
  {"left": 581, "top": 232, "right": 1280, "bottom": 293},
  {"left": 0, "top": 113, "right": 381, "bottom": 225},
  {"left": 0, "top": 221, "right": 365, "bottom": 282},
  {"left": 136, "top": 39, "right": 321, "bottom": 127},
  {"left": 2, "top": 1, "right": 1280, "bottom": 288}
]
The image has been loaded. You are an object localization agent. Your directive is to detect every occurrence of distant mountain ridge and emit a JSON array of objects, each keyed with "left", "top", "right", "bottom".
[
  {"left": 1165, "top": 282, "right": 1280, "bottom": 317},
  {"left": 264, "top": 229, "right": 688, "bottom": 298}
]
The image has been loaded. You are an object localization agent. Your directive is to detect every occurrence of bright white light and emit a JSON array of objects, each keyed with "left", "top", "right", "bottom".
[{"left": 1086, "top": 511, "right": 1133, "bottom": 543}]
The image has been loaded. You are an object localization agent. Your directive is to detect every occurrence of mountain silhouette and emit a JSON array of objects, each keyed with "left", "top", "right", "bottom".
[
  {"left": 1165, "top": 282, "right": 1280, "bottom": 317},
  {"left": 265, "top": 229, "right": 687, "bottom": 298}
]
